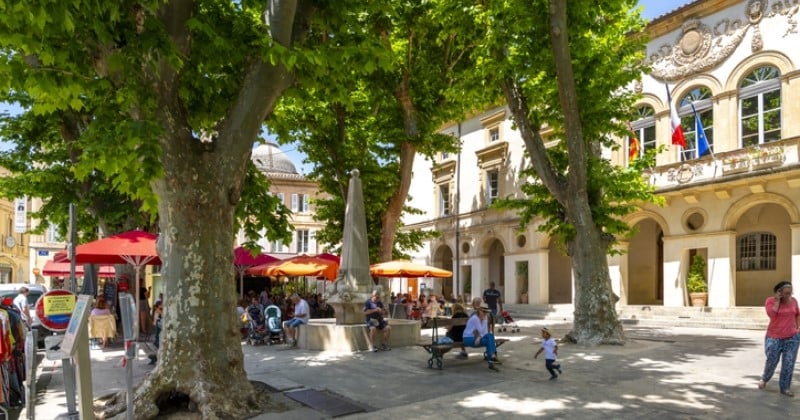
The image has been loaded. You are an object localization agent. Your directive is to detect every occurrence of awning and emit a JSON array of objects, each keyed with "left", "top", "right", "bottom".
[{"left": 42, "top": 260, "right": 116, "bottom": 278}]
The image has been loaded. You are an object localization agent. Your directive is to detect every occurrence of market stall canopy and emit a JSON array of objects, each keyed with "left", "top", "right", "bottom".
[
  {"left": 369, "top": 260, "right": 452, "bottom": 278},
  {"left": 42, "top": 260, "right": 116, "bottom": 278},
  {"left": 246, "top": 255, "right": 339, "bottom": 280}
]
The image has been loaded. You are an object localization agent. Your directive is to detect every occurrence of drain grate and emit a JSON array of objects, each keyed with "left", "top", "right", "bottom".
[{"left": 285, "top": 389, "right": 365, "bottom": 417}]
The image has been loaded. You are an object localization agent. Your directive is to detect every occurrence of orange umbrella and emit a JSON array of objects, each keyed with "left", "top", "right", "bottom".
[
  {"left": 246, "top": 255, "right": 339, "bottom": 280},
  {"left": 369, "top": 260, "right": 452, "bottom": 278}
]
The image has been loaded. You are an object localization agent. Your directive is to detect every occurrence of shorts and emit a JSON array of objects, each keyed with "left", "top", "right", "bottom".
[
  {"left": 284, "top": 318, "right": 305, "bottom": 328},
  {"left": 366, "top": 318, "right": 388, "bottom": 330}
]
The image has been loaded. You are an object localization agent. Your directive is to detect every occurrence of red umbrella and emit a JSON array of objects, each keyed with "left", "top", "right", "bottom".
[
  {"left": 234, "top": 246, "right": 279, "bottom": 298},
  {"left": 42, "top": 260, "right": 116, "bottom": 278},
  {"left": 234, "top": 246, "right": 278, "bottom": 266},
  {"left": 72, "top": 230, "right": 160, "bottom": 339},
  {"left": 246, "top": 254, "right": 339, "bottom": 281},
  {"left": 316, "top": 252, "right": 341, "bottom": 264}
]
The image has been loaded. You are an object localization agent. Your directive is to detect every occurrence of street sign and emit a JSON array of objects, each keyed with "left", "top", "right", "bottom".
[{"left": 36, "top": 289, "right": 77, "bottom": 332}]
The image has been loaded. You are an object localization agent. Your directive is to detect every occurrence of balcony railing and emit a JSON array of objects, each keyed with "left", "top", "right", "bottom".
[{"left": 647, "top": 138, "right": 798, "bottom": 189}]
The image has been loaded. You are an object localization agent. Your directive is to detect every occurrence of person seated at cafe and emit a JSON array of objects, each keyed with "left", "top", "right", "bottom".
[
  {"left": 446, "top": 303, "right": 469, "bottom": 358},
  {"left": 463, "top": 304, "right": 501, "bottom": 371},
  {"left": 422, "top": 295, "right": 441, "bottom": 327}
]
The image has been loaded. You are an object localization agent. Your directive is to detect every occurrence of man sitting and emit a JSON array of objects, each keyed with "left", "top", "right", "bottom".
[
  {"left": 364, "top": 290, "right": 391, "bottom": 352},
  {"left": 462, "top": 304, "right": 501, "bottom": 371},
  {"left": 283, "top": 294, "right": 309, "bottom": 347}
]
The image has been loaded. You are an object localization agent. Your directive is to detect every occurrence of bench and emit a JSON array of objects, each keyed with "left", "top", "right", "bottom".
[{"left": 417, "top": 316, "right": 509, "bottom": 370}]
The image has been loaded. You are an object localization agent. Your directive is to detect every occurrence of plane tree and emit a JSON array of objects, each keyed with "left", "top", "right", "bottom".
[
  {"left": 269, "top": 0, "right": 483, "bottom": 263},
  {"left": 0, "top": 0, "right": 356, "bottom": 417},
  {"left": 465, "top": 0, "right": 660, "bottom": 344}
]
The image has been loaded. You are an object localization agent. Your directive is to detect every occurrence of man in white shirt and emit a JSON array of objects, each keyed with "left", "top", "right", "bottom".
[
  {"left": 13, "top": 286, "right": 31, "bottom": 327},
  {"left": 283, "top": 294, "right": 309, "bottom": 347}
]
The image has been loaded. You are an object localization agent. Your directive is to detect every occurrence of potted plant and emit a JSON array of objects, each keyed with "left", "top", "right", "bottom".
[{"left": 687, "top": 254, "right": 708, "bottom": 307}]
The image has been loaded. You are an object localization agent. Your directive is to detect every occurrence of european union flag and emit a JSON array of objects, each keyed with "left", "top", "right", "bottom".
[{"left": 690, "top": 103, "right": 712, "bottom": 159}]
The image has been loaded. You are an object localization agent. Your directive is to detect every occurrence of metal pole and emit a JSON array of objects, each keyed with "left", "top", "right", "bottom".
[
  {"left": 454, "top": 124, "right": 462, "bottom": 300},
  {"left": 68, "top": 203, "right": 77, "bottom": 293}
]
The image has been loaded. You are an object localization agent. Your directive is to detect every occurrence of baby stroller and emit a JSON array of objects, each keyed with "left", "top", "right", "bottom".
[
  {"left": 264, "top": 305, "right": 285, "bottom": 345},
  {"left": 246, "top": 305, "right": 268, "bottom": 345},
  {"left": 496, "top": 310, "right": 520, "bottom": 333}
]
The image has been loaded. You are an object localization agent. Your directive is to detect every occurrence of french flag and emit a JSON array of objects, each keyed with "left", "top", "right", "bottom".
[{"left": 666, "top": 85, "right": 686, "bottom": 149}]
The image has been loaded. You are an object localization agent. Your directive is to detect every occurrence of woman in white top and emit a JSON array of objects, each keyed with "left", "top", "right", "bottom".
[{"left": 462, "top": 306, "right": 500, "bottom": 371}]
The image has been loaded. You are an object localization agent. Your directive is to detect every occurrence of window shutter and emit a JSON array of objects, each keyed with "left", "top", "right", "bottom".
[{"left": 291, "top": 193, "right": 298, "bottom": 212}]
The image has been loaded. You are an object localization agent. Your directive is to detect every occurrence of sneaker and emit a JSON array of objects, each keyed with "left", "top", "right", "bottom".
[
  {"left": 488, "top": 363, "right": 499, "bottom": 372},
  {"left": 372, "top": 347, "right": 379, "bottom": 352},
  {"left": 380, "top": 344, "right": 391, "bottom": 351},
  {"left": 549, "top": 376, "right": 558, "bottom": 380},
  {"left": 556, "top": 365, "right": 562, "bottom": 375},
  {"left": 456, "top": 351, "right": 468, "bottom": 359},
  {"left": 490, "top": 357, "right": 502, "bottom": 365}
]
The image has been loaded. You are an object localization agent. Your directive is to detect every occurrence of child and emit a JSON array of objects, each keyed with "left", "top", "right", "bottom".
[{"left": 534, "top": 327, "right": 562, "bottom": 380}]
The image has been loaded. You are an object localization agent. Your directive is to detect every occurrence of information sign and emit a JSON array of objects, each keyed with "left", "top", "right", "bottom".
[
  {"left": 36, "top": 289, "right": 77, "bottom": 332},
  {"left": 60, "top": 295, "right": 92, "bottom": 356}
]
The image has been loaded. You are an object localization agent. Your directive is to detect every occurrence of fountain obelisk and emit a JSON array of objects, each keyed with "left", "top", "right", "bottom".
[{"left": 327, "top": 169, "right": 373, "bottom": 324}]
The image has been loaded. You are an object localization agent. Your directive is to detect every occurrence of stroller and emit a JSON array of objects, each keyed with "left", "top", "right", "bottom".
[
  {"left": 496, "top": 310, "right": 520, "bottom": 333},
  {"left": 246, "top": 305, "right": 269, "bottom": 345},
  {"left": 264, "top": 305, "right": 285, "bottom": 345}
]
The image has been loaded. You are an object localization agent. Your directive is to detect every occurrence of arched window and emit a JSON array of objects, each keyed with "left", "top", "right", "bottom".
[
  {"left": 678, "top": 86, "right": 714, "bottom": 161},
  {"left": 736, "top": 232, "right": 776, "bottom": 271},
  {"left": 628, "top": 106, "right": 655, "bottom": 165},
  {"left": 740, "top": 66, "right": 781, "bottom": 147}
]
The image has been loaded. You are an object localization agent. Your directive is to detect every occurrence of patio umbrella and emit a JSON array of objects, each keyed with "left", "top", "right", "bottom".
[
  {"left": 42, "top": 260, "right": 116, "bottom": 278},
  {"left": 370, "top": 260, "right": 453, "bottom": 278},
  {"left": 316, "top": 252, "right": 341, "bottom": 264},
  {"left": 72, "top": 229, "right": 160, "bottom": 338},
  {"left": 246, "top": 254, "right": 339, "bottom": 281},
  {"left": 234, "top": 246, "right": 279, "bottom": 298}
]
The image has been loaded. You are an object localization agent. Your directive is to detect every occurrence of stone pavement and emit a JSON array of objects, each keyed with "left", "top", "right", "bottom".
[{"left": 22, "top": 318, "right": 800, "bottom": 419}]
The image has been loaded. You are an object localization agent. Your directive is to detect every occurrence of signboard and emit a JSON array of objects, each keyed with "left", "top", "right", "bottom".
[
  {"left": 119, "top": 293, "right": 137, "bottom": 341},
  {"left": 38, "top": 250, "right": 49, "bottom": 256},
  {"left": 14, "top": 197, "right": 27, "bottom": 233},
  {"left": 60, "top": 295, "right": 92, "bottom": 356},
  {"left": 36, "top": 289, "right": 77, "bottom": 332}
]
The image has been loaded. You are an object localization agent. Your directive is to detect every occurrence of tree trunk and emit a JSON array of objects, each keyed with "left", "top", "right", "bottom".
[
  {"left": 132, "top": 140, "right": 265, "bottom": 418},
  {"left": 564, "top": 212, "right": 624, "bottom": 345}
]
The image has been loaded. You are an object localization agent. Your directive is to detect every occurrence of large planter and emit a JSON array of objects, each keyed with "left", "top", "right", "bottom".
[{"left": 689, "top": 292, "right": 708, "bottom": 307}]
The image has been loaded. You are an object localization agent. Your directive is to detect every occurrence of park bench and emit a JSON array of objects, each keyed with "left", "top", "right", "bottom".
[{"left": 417, "top": 316, "right": 508, "bottom": 370}]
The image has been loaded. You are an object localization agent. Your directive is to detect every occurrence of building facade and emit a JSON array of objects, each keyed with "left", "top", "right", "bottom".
[
  {"left": 240, "top": 142, "right": 327, "bottom": 257},
  {"left": 0, "top": 168, "right": 32, "bottom": 283},
  {"left": 405, "top": 0, "right": 800, "bottom": 309}
]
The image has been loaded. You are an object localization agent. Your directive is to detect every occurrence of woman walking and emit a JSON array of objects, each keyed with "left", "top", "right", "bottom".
[{"left": 758, "top": 281, "right": 800, "bottom": 396}]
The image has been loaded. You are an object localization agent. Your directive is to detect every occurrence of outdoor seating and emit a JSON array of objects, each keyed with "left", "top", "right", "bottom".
[{"left": 89, "top": 314, "right": 117, "bottom": 346}]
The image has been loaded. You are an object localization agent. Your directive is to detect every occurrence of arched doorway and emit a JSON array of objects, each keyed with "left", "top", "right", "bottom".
[
  {"left": 733, "top": 203, "right": 791, "bottom": 306},
  {"left": 627, "top": 218, "right": 664, "bottom": 305},
  {"left": 547, "top": 241, "right": 572, "bottom": 303},
  {"left": 487, "top": 239, "right": 505, "bottom": 295},
  {"left": 433, "top": 245, "right": 454, "bottom": 300}
]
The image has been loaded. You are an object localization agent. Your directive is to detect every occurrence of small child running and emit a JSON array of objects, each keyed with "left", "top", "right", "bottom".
[{"left": 534, "top": 327, "right": 562, "bottom": 380}]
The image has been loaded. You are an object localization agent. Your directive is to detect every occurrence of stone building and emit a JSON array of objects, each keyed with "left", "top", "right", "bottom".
[
  {"left": 242, "top": 142, "right": 327, "bottom": 256},
  {"left": 404, "top": 0, "right": 800, "bottom": 311},
  {"left": 0, "top": 168, "right": 32, "bottom": 283}
]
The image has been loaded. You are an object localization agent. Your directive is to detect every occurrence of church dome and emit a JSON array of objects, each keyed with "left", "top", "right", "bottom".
[{"left": 251, "top": 142, "right": 298, "bottom": 174}]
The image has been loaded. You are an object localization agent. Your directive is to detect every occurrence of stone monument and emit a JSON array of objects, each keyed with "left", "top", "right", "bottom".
[{"left": 326, "top": 169, "right": 372, "bottom": 324}]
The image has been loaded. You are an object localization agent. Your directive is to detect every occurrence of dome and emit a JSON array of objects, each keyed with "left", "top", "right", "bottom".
[{"left": 251, "top": 142, "right": 298, "bottom": 174}]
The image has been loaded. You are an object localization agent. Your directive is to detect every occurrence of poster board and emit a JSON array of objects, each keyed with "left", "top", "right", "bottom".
[{"left": 60, "top": 295, "right": 93, "bottom": 356}]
